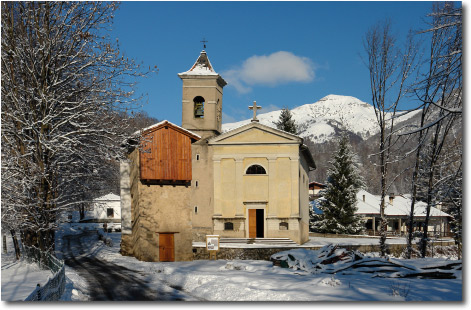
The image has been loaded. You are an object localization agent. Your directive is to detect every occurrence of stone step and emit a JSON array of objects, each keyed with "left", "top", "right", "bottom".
[{"left": 219, "top": 238, "right": 297, "bottom": 245}]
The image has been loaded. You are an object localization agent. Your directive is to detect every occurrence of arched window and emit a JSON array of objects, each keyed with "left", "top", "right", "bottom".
[
  {"left": 194, "top": 96, "right": 205, "bottom": 118},
  {"left": 246, "top": 164, "right": 266, "bottom": 175}
]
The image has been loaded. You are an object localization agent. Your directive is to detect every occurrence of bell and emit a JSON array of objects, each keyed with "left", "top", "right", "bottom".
[{"left": 194, "top": 103, "right": 204, "bottom": 117}]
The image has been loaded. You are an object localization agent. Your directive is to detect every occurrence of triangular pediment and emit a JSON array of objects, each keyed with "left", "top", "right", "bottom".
[{"left": 208, "top": 122, "right": 302, "bottom": 145}]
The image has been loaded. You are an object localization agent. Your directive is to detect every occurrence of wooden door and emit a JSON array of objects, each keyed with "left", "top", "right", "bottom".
[
  {"left": 159, "top": 233, "right": 175, "bottom": 262},
  {"left": 248, "top": 209, "right": 257, "bottom": 238}
]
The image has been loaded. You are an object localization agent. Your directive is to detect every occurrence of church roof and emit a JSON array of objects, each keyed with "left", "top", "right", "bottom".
[
  {"left": 209, "top": 121, "right": 302, "bottom": 144},
  {"left": 178, "top": 50, "right": 219, "bottom": 76}
]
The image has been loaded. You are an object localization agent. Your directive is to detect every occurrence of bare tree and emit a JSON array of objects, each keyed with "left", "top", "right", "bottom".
[
  {"left": 363, "top": 21, "right": 419, "bottom": 256},
  {"left": 1, "top": 2, "right": 155, "bottom": 254},
  {"left": 401, "top": 2, "right": 462, "bottom": 258}
]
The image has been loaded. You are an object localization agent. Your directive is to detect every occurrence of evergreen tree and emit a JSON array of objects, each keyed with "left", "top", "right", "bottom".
[
  {"left": 275, "top": 107, "right": 297, "bottom": 134},
  {"left": 312, "top": 133, "right": 365, "bottom": 234}
]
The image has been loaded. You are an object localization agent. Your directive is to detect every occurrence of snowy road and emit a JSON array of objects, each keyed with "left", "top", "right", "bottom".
[{"left": 61, "top": 231, "right": 187, "bottom": 301}]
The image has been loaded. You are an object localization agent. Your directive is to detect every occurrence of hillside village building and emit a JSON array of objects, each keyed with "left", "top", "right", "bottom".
[
  {"left": 120, "top": 51, "right": 316, "bottom": 262},
  {"left": 311, "top": 189, "right": 451, "bottom": 237},
  {"left": 355, "top": 189, "right": 451, "bottom": 237}
]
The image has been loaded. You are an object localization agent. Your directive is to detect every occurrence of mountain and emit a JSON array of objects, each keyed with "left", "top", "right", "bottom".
[{"left": 222, "top": 95, "right": 421, "bottom": 144}]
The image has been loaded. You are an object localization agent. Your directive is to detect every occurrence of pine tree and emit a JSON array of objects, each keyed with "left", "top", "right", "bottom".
[
  {"left": 275, "top": 107, "right": 297, "bottom": 134},
  {"left": 312, "top": 133, "right": 365, "bottom": 234}
]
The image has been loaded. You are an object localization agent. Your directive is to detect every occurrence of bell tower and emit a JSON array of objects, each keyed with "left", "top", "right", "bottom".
[{"left": 178, "top": 50, "right": 227, "bottom": 139}]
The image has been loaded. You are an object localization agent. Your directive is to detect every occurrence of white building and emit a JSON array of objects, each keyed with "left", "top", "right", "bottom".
[
  {"left": 86, "top": 193, "right": 121, "bottom": 223},
  {"left": 355, "top": 189, "right": 451, "bottom": 237}
]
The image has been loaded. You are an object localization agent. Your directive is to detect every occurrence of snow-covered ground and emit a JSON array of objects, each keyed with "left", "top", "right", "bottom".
[
  {"left": 1, "top": 235, "right": 53, "bottom": 301},
  {"left": 57, "top": 223, "right": 462, "bottom": 302},
  {"left": 2, "top": 223, "right": 463, "bottom": 302},
  {"left": 93, "top": 234, "right": 461, "bottom": 301}
]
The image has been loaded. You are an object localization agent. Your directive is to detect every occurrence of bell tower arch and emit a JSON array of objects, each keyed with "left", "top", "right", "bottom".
[{"left": 178, "top": 50, "right": 227, "bottom": 139}]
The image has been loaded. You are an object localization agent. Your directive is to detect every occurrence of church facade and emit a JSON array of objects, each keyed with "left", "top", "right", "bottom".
[{"left": 120, "top": 51, "right": 316, "bottom": 262}]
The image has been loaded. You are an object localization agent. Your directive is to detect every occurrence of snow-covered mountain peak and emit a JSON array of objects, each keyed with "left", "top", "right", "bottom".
[{"left": 222, "top": 95, "right": 420, "bottom": 144}]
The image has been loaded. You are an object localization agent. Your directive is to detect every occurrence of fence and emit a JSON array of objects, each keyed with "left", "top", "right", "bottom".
[{"left": 23, "top": 245, "right": 66, "bottom": 301}]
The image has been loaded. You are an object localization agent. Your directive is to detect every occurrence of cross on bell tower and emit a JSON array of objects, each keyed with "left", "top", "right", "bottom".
[
  {"left": 200, "top": 38, "right": 208, "bottom": 49},
  {"left": 248, "top": 101, "right": 262, "bottom": 122}
]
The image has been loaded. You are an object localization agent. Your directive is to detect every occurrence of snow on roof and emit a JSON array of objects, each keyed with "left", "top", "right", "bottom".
[
  {"left": 132, "top": 120, "right": 201, "bottom": 139},
  {"left": 94, "top": 193, "right": 120, "bottom": 201},
  {"left": 355, "top": 189, "right": 450, "bottom": 218},
  {"left": 178, "top": 50, "right": 219, "bottom": 76}
]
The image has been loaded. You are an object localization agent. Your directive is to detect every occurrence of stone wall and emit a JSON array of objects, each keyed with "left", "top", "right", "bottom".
[
  {"left": 192, "top": 241, "right": 455, "bottom": 261},
  {"left": 133, "top": 182, "right": 193, "bottom": 262},
  {"left": 193, "top": 246, "right": 297, "bottom": 261}
]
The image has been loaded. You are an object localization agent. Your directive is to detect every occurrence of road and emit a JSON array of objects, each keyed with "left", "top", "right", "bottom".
[{"left": 61, "top": 231, "right": 186, "bottom": 301}]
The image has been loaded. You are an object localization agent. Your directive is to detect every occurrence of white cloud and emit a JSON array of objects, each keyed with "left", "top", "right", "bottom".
[{"left": 223, "top": 51, "right": 315, "bottom": 93}]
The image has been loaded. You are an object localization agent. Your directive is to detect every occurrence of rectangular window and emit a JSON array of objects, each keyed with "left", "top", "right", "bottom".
[
  {"left": 107, "top": 208, "right": 114, "bottom": 218},
  {"left": 196, "top": 154, "right": 200, "bottom": 161},
  {"left": 194, "top": 206, "right": 198, "bottom": 214}
]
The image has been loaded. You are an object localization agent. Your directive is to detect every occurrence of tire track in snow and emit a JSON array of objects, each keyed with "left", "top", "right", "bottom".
[{"left": 62, "top": 232, "right": 186, "bottom": 301}]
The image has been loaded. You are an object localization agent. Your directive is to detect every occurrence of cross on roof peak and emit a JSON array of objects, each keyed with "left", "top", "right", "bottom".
[
  {"left": 248, "top": 101, "right": 262, "bottom": 122},
  {"left": 200, "top": 38, "right": 208, "bottom": 49}
]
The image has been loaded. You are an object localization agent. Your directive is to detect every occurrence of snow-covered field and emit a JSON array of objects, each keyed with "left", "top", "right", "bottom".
[
  {"left": 95, "top": 234, "right": 461, "bottom": 301},
  {"left": 57, "top": 223, "right": 462, "bottom": 302},
  {"left": 1, "top": 235, "right": 53, "bottom": 301},
  {"left": 1, "top": 223, "right": 463, "bottom": 302}
]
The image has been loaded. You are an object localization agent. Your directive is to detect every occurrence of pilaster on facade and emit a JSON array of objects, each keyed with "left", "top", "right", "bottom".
[
  {"left": 235, "top": 159, "right": 244, "bottom": 217},
  {"left": 267, "top": 157, "right": 277, "bottom": 217},
  {"left": 290, "top": 157, "right": 300, "bottom": 217},
  {"left": 213, "top": 159, "right": 222, "bottom": 216}
]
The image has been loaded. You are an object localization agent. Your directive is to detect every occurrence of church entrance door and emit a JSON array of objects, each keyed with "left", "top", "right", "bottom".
[
  {"left": 248, "top": 209, "right": 264, "bottom": 238},
  {"left": 159, "top": 233, "right": 175, "bottom": 262}
]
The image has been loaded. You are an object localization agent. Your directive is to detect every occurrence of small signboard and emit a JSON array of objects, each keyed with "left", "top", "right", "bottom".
[{"left": 206, "top": 235, "right": 220, "bottom": 251}]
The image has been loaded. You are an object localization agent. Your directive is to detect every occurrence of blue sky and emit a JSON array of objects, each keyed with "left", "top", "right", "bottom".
[{"left": 111, "top": 1, "right": 439, "bottom": 125}]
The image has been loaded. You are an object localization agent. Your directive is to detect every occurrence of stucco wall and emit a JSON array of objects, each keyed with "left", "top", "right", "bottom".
[
  {"left": 298, "top": 154, "right": 311, "bottom": 244},
  {"left": 190, "top": 141, "right": 215, "bottom": 242},
  {"left": 181, "top": 76, "right": 224, "bottom": 138},
  {"left": 211, "top": 137, "right": 308, "bottom": 243}
]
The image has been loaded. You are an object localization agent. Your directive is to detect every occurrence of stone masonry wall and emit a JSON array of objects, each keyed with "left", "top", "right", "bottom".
[{"left": 192, "top": 241, "right": 455, "bottom": 261}]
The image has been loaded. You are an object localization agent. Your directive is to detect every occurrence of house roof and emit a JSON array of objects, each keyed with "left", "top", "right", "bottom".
[
  {"left": 309, "top": 181, "right": 326, "bottom": 188},
  {"left": 355, "top": 189, "right": 451, "bottom": 218},
  {"left": 94, "top": 193, "right": 120, "bottom": 202}
]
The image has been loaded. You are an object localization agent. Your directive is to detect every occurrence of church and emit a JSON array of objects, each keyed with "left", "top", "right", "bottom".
[{"left": 119, "top": 50, "right": 316, "bottom": 262}]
